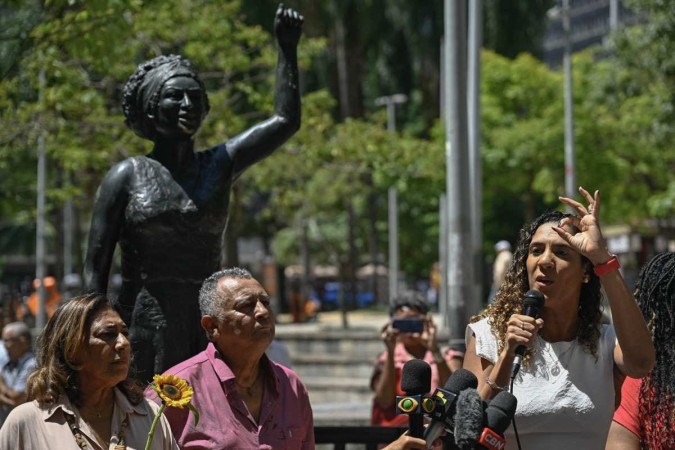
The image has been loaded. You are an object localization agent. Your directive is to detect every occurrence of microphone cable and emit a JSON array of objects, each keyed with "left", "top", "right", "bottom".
[{"left": 509, "top": 377, "right": 522, "bottom": 450}]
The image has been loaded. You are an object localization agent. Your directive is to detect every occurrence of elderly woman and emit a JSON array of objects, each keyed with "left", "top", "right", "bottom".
[
  {"left": 83, "top": 5, "right": 304, "bottom": 382},
  {"left": 0, "top": 294, "right": 178, "bottom": 449},
  {"left": 463, "top": 187, "right": 655, "bottom": 450}
]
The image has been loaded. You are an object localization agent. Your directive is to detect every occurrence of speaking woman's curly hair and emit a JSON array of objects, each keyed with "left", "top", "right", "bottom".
[
  {"left": 471, "top": 211, "right": 603, "bottom": 363},
  {"left": 635, "top": 252, "right": 674, "bottom": 449},
  {"left": 26, "top": 294, "right": 143, "bottom": 406}
]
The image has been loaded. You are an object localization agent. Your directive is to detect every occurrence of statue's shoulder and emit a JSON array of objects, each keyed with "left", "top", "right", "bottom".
[{"left": 99, "top": 157, "right": 140, "bottom": 191}]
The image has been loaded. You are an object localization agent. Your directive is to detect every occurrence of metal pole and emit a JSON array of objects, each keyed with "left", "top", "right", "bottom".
[
  {"left": 36, "top": 65, "right": 47, "bottom": 330},
  {"left": 439, "top": 194, "right": 448, "bottom": 327},
  {"left": 444, "top": 0, "right": 473, "bottom": 343},
  {"left": 388, "top": 187, "right": 399, "bottom": 303},
  {"left": 562, "top": 0, "right": 576, "bottom": 204},
  {"left": 375, "top": 94, "right": 407, "bottom": 306},
  {"left": 468, "top": 0, "right": 483, "bottom": 307},
  {"left": 64, "top": 199, "right": 73, "bottom": 277},
  {"left": 609, "top": 0, "right": 619, "bottom": 30}
]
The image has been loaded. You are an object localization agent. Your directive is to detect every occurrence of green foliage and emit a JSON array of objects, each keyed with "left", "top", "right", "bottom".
[{"left": 1, "top": 0, "right": 672, "bottom": 284}]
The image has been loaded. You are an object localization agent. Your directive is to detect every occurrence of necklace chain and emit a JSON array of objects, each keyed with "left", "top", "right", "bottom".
[{"left": 539, "top": 338, "right": 577, "bottom": 377}]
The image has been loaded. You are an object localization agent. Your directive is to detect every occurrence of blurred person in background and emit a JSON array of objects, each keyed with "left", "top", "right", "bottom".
[
  {"left": 25, "top": 276, "right": 62, "bottom": 321},
  {"left": 0, "top": 321, "right": 36, "bottom": 427},
  {"left": 370, "top": 292, "right": 463, "bottom": 427},
  {"left": 488, "top": 240, "right": 513, "bottom": 303},
  {"left": 606, "top": 251, "right": 674, "bottom": 449}
]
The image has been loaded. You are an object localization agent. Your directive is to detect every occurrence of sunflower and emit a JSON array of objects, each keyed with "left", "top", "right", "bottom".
[{"left": 152, "top": 374, "right": 194, "bottom": 408}]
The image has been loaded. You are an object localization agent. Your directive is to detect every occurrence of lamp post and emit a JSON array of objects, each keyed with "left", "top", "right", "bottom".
[
  {"left": 562, "top": 0, "right": 576, "bottom": 204},
  {"left": 374, "top": 94, "right": 408, "bottom": 305}
]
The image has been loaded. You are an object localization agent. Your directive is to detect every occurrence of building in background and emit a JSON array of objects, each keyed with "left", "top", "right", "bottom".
[{"left": 543, "top": 0, "right": 641, "bottom": 67}]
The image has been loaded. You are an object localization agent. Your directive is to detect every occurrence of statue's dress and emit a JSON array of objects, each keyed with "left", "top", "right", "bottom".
[{"left": 116, "top": 147, "right": 232, "bottom": 382}]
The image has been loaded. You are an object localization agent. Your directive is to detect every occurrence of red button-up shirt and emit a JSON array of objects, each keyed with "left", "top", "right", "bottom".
[{"left": 147, "top": 343, "right": 314, "bottom": 449}]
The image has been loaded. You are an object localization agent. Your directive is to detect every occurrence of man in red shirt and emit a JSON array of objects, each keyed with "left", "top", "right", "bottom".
[{"left": 370, "top": 293, "right": 463, "bottom": 426}]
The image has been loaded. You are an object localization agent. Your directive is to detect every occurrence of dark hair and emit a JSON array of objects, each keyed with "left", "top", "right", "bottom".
[
  {"left": 26, "top": 294, "right": 144, "bottom": 406},
  {"left": 390, "top": 291, "right": 430, "bottom": 316},
  {"left": 635, "top": 252, "right": 675, "bottom": 448},
  {"left": 472, "top": 210, "right": 603, "bottom": 360},
  {"left": 122, "top": 54, "right": 210, "bottom": 140}
]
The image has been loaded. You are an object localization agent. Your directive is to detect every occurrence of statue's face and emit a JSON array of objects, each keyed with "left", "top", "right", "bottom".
[{"left": 152, "top": 76, "right": 205, "bottom": 138}]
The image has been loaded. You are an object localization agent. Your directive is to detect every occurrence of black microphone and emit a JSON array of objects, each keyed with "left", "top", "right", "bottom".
[
  {"left": 423, "top": 369, "right": 478, "bottom": 448},
  {"left": 398, "top": 359, "right": 432, "bottom": 438},
  {"left": 453, "top": 388, "right": 484, "bottom": 449},
  {"left": 511, "top": 289, "right": 545, "bottom": 378},
  {"left": 477, "top": 391, "right": 518, "bottom": 450}
]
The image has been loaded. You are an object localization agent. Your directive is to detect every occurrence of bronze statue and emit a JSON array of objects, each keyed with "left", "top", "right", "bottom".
[{"left": 84, "top": 4, "right": 303, "bottom": 382}]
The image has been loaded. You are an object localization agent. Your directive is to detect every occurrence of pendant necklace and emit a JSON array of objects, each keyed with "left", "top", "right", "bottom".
[{"left": 542, "top": 339, "right": 577, "bottom": 377}]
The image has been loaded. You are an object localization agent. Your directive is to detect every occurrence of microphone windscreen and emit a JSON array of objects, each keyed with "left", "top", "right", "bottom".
[
  {"left": 485, "top": 391, "right": 518, "bottom": 434},
  {"left": 401, "top": 359, "right": 431, "bottom": 395},
  {"left": 453, "top": 388, "right": 483, "bottom": 448},
  {"left": 523, "top": 289, "right": 545, "bottom": 311},
  {"left": 442, "top": 368, "right": 479, "bottom": 393}
]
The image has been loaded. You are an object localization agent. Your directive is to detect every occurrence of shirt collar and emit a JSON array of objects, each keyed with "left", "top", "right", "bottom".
[
  {"left": 42, "top": 387, "right": 147, "bottom": 422},
  {"left": 207, "top": 342, "right": 280, "bottom": 397},
  {"left": 4, "top": 351, "right": 34, "bottom": 371}
]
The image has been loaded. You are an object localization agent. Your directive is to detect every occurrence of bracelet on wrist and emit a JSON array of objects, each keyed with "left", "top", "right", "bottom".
[
  {"left": 593, "top": 255, "right": 620, "bottom": 276},
  {"left": 485, "top": 377, "right": 508, "bottom": 392}
]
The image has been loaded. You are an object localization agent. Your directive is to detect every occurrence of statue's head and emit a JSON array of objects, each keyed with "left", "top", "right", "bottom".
[{"left": 122, "top": 54, "right": 211, "bottom": 141}]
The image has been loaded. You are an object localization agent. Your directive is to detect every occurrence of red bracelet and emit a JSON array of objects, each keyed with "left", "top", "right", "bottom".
[{"left": 593, "top": 255, "right": 620, "bottom": 276}]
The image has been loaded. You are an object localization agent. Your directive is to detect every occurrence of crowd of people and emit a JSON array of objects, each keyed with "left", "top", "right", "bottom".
[{"left": 0, "top": 187, "right": 672, "bottom": 450}]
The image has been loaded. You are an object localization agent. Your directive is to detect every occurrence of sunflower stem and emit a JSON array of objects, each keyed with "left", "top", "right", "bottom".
[{"left": 144, "top": 403, "right": 166, "bottom": 450}]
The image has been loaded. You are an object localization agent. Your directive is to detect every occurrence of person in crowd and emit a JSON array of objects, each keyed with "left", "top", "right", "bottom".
[
  {"left": 25, "top": 276, "right": 62, "bottom": 320},
  {"left": 147, "top": 267, "right": 314, "bottom": 449},
  {"left": 488, "top": 240, "right": 513, "bottom": 303},
  {"left": 371, "top": 292, "right": 463, "bottom": 427},
  {"left": 0, "top": 294, "right": 178, "bottom": 449},
  {"left": 0, "top": 322, "right": 36, "bottom": 427},
  {"left": 463, "top": 187, "right": 655, "bottom": 450},
  {"left": 606, "top": 251, "right": 674, "bottom": 449},
  {"left": 83, "top": 4, "right": 304, "bottom": 382}
]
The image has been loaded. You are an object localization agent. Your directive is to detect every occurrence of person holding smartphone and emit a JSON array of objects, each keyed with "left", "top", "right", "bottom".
[{"left": 370, "top": 292, "right": 463, "bottom": 427}]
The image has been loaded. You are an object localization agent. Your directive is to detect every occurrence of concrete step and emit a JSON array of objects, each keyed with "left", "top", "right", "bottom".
[
  {"left": 291, "top": 353, "right": 375, "bottom": 379},
  {"left": 303, "top": 375, "right": 372, "bottom": 404}
]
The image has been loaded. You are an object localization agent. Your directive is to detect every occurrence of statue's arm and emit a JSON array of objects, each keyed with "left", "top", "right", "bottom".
[
  {"left": 84, "top": 160, "right": 132, "bottom": 293},
  {"left": 226, "top": 4, "right": 304, "bottom": 179}
]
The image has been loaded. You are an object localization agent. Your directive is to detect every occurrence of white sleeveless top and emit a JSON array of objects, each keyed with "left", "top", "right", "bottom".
[{"left": 467, "top": 318, "right": 617, "bottom": 450}]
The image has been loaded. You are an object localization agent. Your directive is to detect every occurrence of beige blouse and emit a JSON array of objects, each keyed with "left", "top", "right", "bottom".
[{"left": 0, "top": 388, "right": 178, "bottom": 450}]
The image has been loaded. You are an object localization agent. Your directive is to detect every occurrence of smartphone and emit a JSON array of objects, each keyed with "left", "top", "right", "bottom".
[{"left": 392, "top": 317, "right": 424, "bottom": 333}]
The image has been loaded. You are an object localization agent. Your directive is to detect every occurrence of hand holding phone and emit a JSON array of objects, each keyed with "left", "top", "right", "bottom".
[{"left": 391, "top": 317, "right": 425, "bottom": 334}]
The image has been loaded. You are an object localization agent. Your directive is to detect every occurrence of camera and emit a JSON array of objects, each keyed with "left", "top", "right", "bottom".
[{"left": 392, "top": 317, "right": 424, "bottom": 333}]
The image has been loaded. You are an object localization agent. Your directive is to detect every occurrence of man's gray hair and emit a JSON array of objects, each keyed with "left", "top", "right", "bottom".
[{"left": 199, "top": 267, "right": 253, "bottom": 318}]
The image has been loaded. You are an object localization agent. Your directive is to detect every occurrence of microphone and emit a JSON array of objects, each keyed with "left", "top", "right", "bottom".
[
  {"left": 423, "top": 369, "right": 478, "bottom": 448},
  {"left": 511, "top": 289, "right": 545, "bottom": 378},
  {"left": 453, "top": 388, "right": 484, "bottom": 449},
  {"left": 397, "top": 359, "right": 432, "bottom": 438},
  {"left": 478, "top": 391, "right": 518, "bottom": 450}
]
